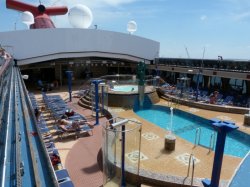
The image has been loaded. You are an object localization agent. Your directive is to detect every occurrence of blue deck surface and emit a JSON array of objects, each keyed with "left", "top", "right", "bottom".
[{"left": 229, "top": 151, "right": 250, "bottom": 187}]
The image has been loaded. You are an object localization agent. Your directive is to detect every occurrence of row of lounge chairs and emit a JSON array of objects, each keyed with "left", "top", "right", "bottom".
[
  {"left": 42, "top": 92, "right": 93, "bottom": 139},
  {"left": 29, "top": 93, "right": 74, "bottom": 187},
  {"left": 160, "top": 84, "right": 250, "bottom": 107}
]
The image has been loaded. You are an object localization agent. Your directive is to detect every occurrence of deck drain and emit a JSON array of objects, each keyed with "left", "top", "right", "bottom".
[
  {"left": 142, "top": 132, "right": 159, "bottom": 140},
  {"left": 126, "top": 151, "right": 148, "bottom": 163},
  {"left": 176, "top": 153, "right": 200, "bottom": 165}
]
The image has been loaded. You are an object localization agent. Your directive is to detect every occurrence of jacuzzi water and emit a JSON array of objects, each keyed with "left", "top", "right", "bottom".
[{"left": 111, "top": 85, "right": 138, "bottom": 92}]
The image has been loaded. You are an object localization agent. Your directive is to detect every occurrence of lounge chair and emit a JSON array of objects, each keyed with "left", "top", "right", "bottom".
[
  {"left": 56, "top": 123, "right": 93, "bottom": 140},
  {"left": 216, "top": 94, "right": 223, "bottom": 103},
  {"left": 217, "top": 95, "right": 234, "bottom": 105}
]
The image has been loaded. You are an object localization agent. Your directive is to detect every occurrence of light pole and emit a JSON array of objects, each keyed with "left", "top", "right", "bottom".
[
  {"left": 196, "top": 48, "right": 205, "bottom": 101},
  {"left": 195, "top": 69, "right": 202, "bottom": 101},
  {"left": 217, "top": 55, "right": 223, "bottom": 69},
  {"left": 137, "top": 61, "right": 146, "bottom": 107},
  {"left": 92, "top": 79, "right": 102, "bottom": 125},
  {"left": 65, "top": 71, "right": 73, "bottom": 102}
]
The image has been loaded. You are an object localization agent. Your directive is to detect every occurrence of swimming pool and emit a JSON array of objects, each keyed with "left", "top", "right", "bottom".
[
  {"left": 111, "top": 85, "right": 138, "bottom": 92},
  {"left": 135, "top": 105, "right": 250, "bottom": 158}
]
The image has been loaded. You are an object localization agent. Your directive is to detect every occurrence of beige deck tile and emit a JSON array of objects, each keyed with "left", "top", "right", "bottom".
[{"left": 118, "top": 101, "right": 244, "bottom": 181}]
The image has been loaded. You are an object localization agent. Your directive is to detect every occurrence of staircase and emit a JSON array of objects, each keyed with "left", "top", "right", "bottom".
[{"left": 78, "top": 89, "right": 92, "bottom": 110}]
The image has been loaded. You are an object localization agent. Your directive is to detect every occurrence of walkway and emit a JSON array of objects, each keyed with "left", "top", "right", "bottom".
[{"left": 65, "top": 98, "right": 105, "bottom": 187}]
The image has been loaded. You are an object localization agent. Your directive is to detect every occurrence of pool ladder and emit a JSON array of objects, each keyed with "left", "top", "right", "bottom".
[
  {"left": 186, "top": 154, "right": 195, "bottom": 186},
  {"left": 194, "top": 128, "right": 201, "bottom": 147},
  {"left": 194, "top": 128, "right": 216, "bottom": 152},
  {"left": 208, "top": 132, "right": 216, "bottom": 153}
]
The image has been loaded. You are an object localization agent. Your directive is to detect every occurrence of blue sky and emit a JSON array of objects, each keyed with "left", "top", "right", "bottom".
[{"left": 1, "top": 0, "right": 250, "bottom": 60}]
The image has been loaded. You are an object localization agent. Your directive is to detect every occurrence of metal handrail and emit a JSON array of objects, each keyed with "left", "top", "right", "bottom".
[
  {"left": 187, "top": 154, "right": 195, "bottom": 187},
  {"left": 0, "top": 56, "right": 12, "bottom": 78},
  {"left": 194, "top": 128, "right": 201, "bottom": 147},
  {"left": 14, "top": 68, "right": 22, "bottom": 187},
  {"left": 208, "top": 132, "right": 216, "bottom": 153},
  {"left": 0, "top": 63, "right": 14, "bottom": 187},
  {"left": 17, "top": 68, "right": 41, "bottom": 187},
  {"left": 18, "top": 68, "right": 59, "bottom": 186}
]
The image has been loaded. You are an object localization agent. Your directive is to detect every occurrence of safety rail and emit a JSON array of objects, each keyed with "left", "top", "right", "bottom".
[
  {"left": 208, "top": 132, "right": 216, "bottom": 153},
  {"left": 17, "top": 67, "right": 59, "bottom": 187},
  {"left": 14, "top": 68, "right": 22, "bottom": 187},
  {"left": 17, "top": 67, "right": 42, "bottom": 186},
  {"left": 194, "top": 128, "right": 201, "bottom": 147},
  {"left": 186, "top": 154, "right": 195, "bottom": 187},
  {"left": 0, "top": 58, "right": 14, "bottom": 187},
  {"left": 0, "top": 57, "right": 59, "bottom": 186}
]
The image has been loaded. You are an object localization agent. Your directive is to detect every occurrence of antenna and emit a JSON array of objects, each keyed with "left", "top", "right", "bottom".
[
  {"left": 202, "top": 47, "right": 206, "bottom": 60},
  {"left": 185, "top": 46, "right": 190, "bottom": 58},
  {"left": 202, "top": 47, "right": 205, "bottom": 64},
  {"left": 201, "top": 47, "right": 205, "bottom": 68}
]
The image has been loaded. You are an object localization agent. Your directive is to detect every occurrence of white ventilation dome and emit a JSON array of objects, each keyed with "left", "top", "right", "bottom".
[
  {"left": 68, "top": 4, "right": 93, "bottom": 28},
  {"left": 127, "top": 20, "right": 137, "bottom": 34},
  {"left": 21, "top": 11, "right": 34, "bottom": 27}
]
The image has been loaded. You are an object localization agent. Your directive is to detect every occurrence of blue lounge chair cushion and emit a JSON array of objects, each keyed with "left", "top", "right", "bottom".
[
  {"left": 56, "top": 169, "right": 70, "bottom": 181},
  {"left": 59, "top": 180, "right": 74, "bottom": 187}
]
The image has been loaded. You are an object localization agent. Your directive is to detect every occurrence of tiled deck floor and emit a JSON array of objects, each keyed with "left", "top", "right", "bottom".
[{"left": 34, "top": 89, "right": 250, "bottom": 187}]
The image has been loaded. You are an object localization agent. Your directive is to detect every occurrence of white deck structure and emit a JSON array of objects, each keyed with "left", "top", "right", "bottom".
[{"left": 0, "top": 28, "right": 160, "bottom": 65}]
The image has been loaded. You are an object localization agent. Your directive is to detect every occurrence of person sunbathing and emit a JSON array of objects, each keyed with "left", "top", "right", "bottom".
[{"left": 58, "top": 119, "right": 91, "bottom": 131}]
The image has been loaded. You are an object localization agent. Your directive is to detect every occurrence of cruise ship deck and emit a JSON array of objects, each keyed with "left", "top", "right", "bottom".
[
  {"left": 1, "top": 1, "right": 250, "bottom": 186},
  {"left": 31, "top": 85, "right": 249, "bottom": 187}
]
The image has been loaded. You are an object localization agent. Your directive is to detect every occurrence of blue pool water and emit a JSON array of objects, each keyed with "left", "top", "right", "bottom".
[
  {"left": 135, "top": 105, "right": 250, "bottom": 158},
  {"left": 112, "top": 85, "right": 138, "bottom": 92}
]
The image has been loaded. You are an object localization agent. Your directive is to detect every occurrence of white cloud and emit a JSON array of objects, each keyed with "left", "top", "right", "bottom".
[
  {"left": 233, "top": 11, "right": 250, "bottom": 21},
  {"left": 44, "top": 0, "right": 137, "bottom": 8},
  {"left": 103, "top": 0, "right": 138, "bottom": 6},
  {"left": 200, "top": 15, "right": 207, "bottom": 21}
]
